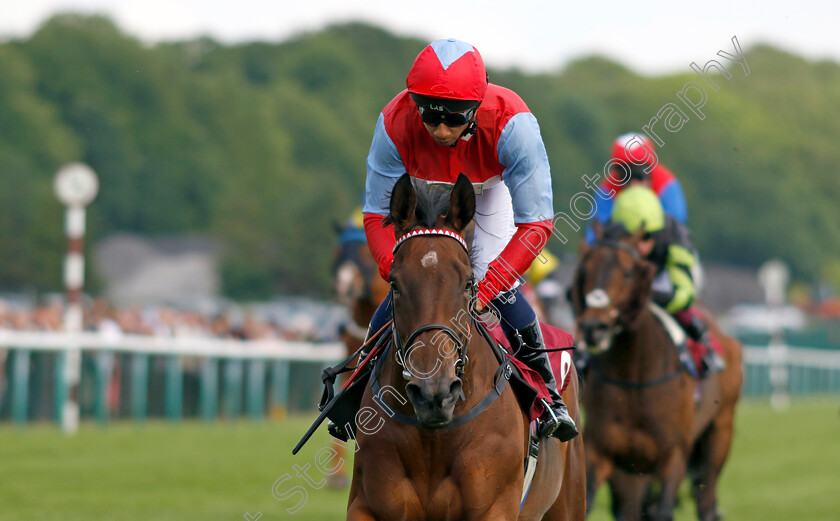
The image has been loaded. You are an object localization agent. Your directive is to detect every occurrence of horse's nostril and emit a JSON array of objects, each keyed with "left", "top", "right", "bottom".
[
  {"left": 449, "top": 379, "right": 462, "bottom": 398},
  {"left": 405, "top": 383, "right": 426, "bottom": 407},
  {"left": 582, "top": 319, "right": 608, "bottom": 333},
  {"left": 407, "top": 380, "right": 462, "bottom": 411},
  {"left": 581, "top": 319, "right": 610, "bottom": 345},
  {"left": 406, "top": 382, "right": 420, "bottom": 397}
]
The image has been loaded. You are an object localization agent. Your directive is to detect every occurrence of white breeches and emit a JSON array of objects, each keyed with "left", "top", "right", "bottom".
[{"left": 471, "top": 181, "right": 517, "bottom": 282}]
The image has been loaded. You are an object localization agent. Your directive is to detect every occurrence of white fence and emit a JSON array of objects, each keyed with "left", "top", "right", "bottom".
[
  {"left": 741, "top": 345, "right": 840, "bottom": 401},
  {"left": 1, "top": 332, "right": 838, "bottom": 426},
  {"left": 0, "top": 329, "right": 346, "bottom": 360},
  {"left": 0, "top": 330, "right": 346, "bottom": 426}
]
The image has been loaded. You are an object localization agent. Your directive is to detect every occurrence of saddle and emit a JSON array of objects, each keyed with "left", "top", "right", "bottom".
[
  {"left": 648, "top": 303, "right": 725, "bottom": 378},
  {"left": 487, "top": 323, "right": 575, "bottom": 421}
]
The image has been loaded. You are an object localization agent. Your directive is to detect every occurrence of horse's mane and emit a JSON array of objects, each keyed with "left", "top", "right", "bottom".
[{"left": 413, "top": 182, "right": 451, "bottom": 229}]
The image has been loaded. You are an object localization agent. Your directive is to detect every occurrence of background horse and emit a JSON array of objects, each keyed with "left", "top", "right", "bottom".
[
  {"left": 332, "top": 222, "right": 390, "bottom": 488},
  {"left": 346, "top": 173, "right": 585, "bottom": 521},
  {"left": 570, "top": 230, "right": 742, "bottom": 521},
  {"left": 334, "top": 222, "right": 391, "bottom": 345}
]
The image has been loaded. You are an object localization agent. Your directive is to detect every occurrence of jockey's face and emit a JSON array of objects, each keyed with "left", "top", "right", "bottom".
[
  {"left": 423, "top": 121, "right": 471, "bottom": 147},
  {"left": 637, "top": 236, "right": 656, "bottom": 258},
  {"left": 629, "top": 177, "right": 652, "bottom": 189}
]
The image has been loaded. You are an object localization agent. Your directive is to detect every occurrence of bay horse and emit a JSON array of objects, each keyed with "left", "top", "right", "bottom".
[
  {"left": 332, "top": 218, "right": 391, "bottom": 488},
  {"left": 569, "top": 229, "right": 743, "bottom": 521},
  {"left": 346, "top": 173, "right": 585, "bottom": 521},
  {"left": 334, "top": 218, "right": 392, "bottom": 345}
]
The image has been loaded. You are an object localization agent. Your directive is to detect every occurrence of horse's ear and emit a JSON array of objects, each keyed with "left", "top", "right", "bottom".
[
  {"left": 568, "top": 262, "right": 586, "bottom": 316},
  {"left": 591, "top": 220, "right": 604, "bottom": 241},
  {"left": 620, "top": 259, "right": 657, "bottom": 324},
  {"left": 577, "top": 237, "right": 589, "bottom": 258},
  {"left": 389, "top": 174, "right": 417, "bottom": 236},
  {"left": 445, "top": 174, "right": 475, "bottom": 232}
]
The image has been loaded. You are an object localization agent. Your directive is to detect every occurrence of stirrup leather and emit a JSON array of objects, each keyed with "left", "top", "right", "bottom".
[{"left": 538, "top": 398, "right": 560, "bottom": 438}]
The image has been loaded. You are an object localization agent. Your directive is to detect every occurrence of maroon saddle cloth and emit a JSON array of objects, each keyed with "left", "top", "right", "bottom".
[{"left": 488, "top": 323, "right": 575, "bottom": 422}]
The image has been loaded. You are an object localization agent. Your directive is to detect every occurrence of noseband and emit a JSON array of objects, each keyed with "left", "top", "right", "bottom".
[
  {"left": 391, "top": 228, "right": 474, "bottom": 380},
  {"left": 579, "top": 239, "right": 684, "bottom": 388}
]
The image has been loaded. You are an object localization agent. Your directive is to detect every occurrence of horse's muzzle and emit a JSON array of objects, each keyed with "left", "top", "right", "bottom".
[
  {"left": 405, "top": 378, "right": 462, "bottom": 428},
  {"left": 579, "top": 318, "right": 613, "bottom": 353}
]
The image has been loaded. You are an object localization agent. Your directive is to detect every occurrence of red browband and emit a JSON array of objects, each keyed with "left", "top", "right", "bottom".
[{"left": 393, "top": 228, "right": 469, "bottom": 254}]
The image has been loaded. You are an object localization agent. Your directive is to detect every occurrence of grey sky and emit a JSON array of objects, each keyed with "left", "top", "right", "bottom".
[{"left": 3, "top": 0, "right": 839, "bottom": 74}]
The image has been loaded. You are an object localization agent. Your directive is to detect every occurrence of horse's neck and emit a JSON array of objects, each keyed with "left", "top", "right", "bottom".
[{"left": 604, "top": 308, "right": 679, "bottom": 378}]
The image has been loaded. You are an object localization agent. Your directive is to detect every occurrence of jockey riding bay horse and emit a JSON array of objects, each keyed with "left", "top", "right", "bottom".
[
  {"left": 570, "top": 229, "right": 743, "bottom": 521},
  {"left": 332, "top": 218, "right": 390, "bottom": 488},
  {"left": 334, "top": 221, "right": 391, "bottom": 345},
  {"left": 346, "top": 174, "right": 585, "bottom": 521}
]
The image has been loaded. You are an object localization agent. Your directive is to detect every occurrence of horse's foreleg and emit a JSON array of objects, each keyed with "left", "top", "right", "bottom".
[
  {"left": 649, "top": 449, "right": 688, "bottom": 521},
  {"left": 564, "top": 434, "right": 588, "bottom": 521},
  {"left": 346, "top": 498, "right": 379, "bottom": 521},
  {"left": 541, "top": 434, "right": 587, "bottom": 521},
  {"left": 608, "top": 469, "right": 651, "bottom": 521},
  {"left": 690, "top": 408, "right": 735, "bottom": 521},
  {"left": 328, "top": 447, "right": 349, "bottom": 489},
  {"left": 584, "top": 444, "right": 613, "bottom": 516}
]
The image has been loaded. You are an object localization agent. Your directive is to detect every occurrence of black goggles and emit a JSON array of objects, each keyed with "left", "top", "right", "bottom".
[{"left": 417, "top": 105, "right": 478, "bottom": 127}]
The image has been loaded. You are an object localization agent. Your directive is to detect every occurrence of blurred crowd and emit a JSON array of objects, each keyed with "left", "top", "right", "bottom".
[{"left": 0, "top": 297, "right": 323, "bottom": 341}]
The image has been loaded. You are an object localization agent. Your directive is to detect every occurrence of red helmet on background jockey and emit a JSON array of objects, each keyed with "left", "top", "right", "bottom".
[
  {"left": 406, "top": 39, "right": 488, "bottom": 126},
  {"left": 610, "top": 132, "right": 657, "bottom": 166}
]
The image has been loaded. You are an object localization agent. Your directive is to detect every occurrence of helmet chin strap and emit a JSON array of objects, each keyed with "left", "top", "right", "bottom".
[{"left": 459, "top": 118, "right": 478, "bottom": 141}]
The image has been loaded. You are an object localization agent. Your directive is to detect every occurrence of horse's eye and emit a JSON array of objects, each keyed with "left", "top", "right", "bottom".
[
  {"left": 465, "top": 277, "right": 475, "bottom": 292},
  {"left": 390, "top": 281, "right": 399, "bottom": 294}
]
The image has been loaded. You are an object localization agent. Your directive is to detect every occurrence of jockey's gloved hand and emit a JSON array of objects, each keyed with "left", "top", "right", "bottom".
[{"left": 476, "top": 276, "right": 502, "bottom": 309}]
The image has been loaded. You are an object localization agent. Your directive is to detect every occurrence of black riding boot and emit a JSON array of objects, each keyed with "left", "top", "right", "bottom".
[
  {"left": 674, "top": 310, "right": 725, "bottom": 376},
  {"left": 510, "top": 320, "right": 579, "bottom": 442}
]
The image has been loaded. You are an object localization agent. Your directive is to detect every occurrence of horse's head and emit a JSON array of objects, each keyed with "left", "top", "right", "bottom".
[
  {"left": 387, "top": 173, "right": 475, "bottom": 429},
  {"left": 333, "top": 236, "right": 374, "bottom": 307},
  {"left": 332, "top": 215, "right": 391, "bottom": 310},
  {"left": 569, "top": 224, "right": 657, "bottom": 354}
]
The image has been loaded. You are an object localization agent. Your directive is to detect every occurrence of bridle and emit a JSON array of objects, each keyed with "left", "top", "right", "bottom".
[
  {"left": 575, "top": 239, "right": 640, "bottom": 330},
  {"left": 578, "top": 239, "right": 683, "bottom": 388},
  {"left": 366, "top": 227, "right": 518, "bottom": 429},
  {"left": 390, "top": 228, "right": 474, "bottom": 381}
]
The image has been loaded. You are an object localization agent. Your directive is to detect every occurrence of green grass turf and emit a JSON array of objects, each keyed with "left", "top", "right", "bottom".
[{"left": 0, "top": 398, "right": 837, "bottom": 520}]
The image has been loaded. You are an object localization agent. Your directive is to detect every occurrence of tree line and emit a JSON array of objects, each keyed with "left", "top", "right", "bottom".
[{"left": 1, "top": 14, "right": 838, "bottom": 299}]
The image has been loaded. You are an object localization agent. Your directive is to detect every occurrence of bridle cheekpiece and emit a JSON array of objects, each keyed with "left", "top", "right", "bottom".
[{"left": 391, "top": 228, "right": 473, "bottom": 381}]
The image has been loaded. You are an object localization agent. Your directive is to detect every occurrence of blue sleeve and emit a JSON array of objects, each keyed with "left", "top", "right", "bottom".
[
  {"left": 585, "top": 196, "right": 614, "bottom": 244},
  {"left": 659, "top": 181, "right": 688, "bottom": 224},
  {"left": 362, "top": 113, "right": 406, "bottom": 215},
  {"left": 497, "top": 112, "right": 554, "bottom": 223}
]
